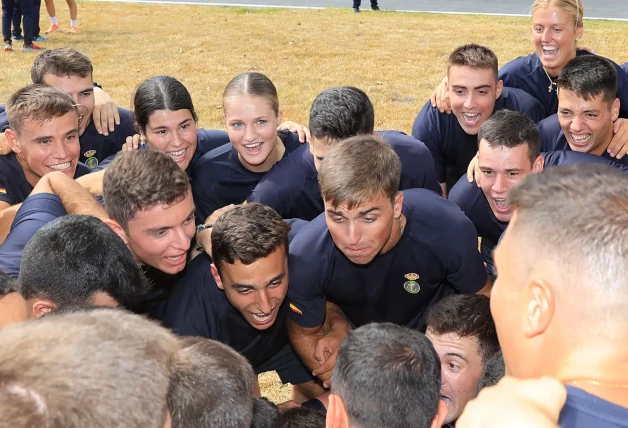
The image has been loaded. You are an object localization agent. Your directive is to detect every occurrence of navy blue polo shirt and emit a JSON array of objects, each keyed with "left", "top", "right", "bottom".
[
  {"left": 192, "top": 130, "right": 301, "bottom": 223},
  {"left": 287, "top": 188, "right": 486, "bottom": 331},
  {"left": 161, "top": 252, "right": 292, "bottom": 370},
  {"left": 247, "top": 131, "right": 442, "bottom": 221},
  {"left": 0, "top": 193, "right": 66, "bottom": 277},
  {"left": 559, "top": 386, "right": 628, "bottom": 427},
  {"left": 622, "top": 62, "right": 628, "bottom": 75},
  {"left": 538, "top": 114, "right": 628, "bottom": 167},
  {"left": 0, "top": 153, "right": 91, "bottom": 206},
  {"left": 499, "top": 51, "right": 628, "bottom": 119},
  {"left": 0, "top": 108, "right": 135, "bottom": 169},
  {"left": 411, "top": 88, "right": 545, "bottom": 190}
]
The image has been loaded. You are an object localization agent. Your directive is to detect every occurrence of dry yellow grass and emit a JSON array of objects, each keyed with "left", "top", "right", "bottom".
[
  {"left": 1, "top": 3, "right": 627, "bottom": 136},
  {"left": 2, "top": 3, "right": 627, "bottom": 403}
]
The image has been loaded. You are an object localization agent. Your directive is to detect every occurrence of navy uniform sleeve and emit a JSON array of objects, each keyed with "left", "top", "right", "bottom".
[
  {"left": 412, "top": 101, "right": 447, "bottom": 183},
  {"left": 537, "top": 114, "right": 563, "bottom": 152},
  {"left": 612, "top": 59, "right": 628, "bottom": 119},
  {"left": 196, "top": 129, "right": 231, "bottom": 155},
  {"left": 448, "top": 175, "right": 482, "bottom": 217},
  {"left": 378, "top": 130, "right": 441, "bottom": 195},
  {"left": 190, "top": 146, "right": 232, "bottom": 224},
  {"left": 0, "top": 171, "right": 13, "bottom": 205},
  {"left": 161, "top": 252, "right": 219, "bottom": 338},
  {"left": 622, "top": 63, "right": 628, "bottom": 75},
  {"left": 112, "top": 108, "right": 136, "bottom": 150},
  {"left": 0, "top": 194, "right": 66, "bottom": 277},
  {"left": 287, "top": 215, "right": 332, "bottom": 328}
]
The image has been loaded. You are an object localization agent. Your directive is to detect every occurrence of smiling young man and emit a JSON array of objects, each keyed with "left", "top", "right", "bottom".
[
  {"left": 411, "top": 44, "right": 545, "bottom": 195},
  {"left": 248, "top": 86, "right": 440, "bottom": 221},
  {"left": 287, "top": 135, "right": 488, "bottom": 386},
  {"left": 538, "top": 55, "right": 628, "bottom": 166},
  {"left": 450, "top": 110, "right": 626, "bottom": 275},
  {"left": 162, "top": 203, "right": 322, "bottom": 403},
  {"left": 425, "top": 294, "right": 499, "bottom": 427},
  {"left": 0, "top": 84, "right": 91, "bottom": 210}
]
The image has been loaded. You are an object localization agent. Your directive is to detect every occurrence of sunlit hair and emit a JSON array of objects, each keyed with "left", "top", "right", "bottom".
[
  {"left": 531, "top": 0, "right": 584, "bottom": 27},
  {"left": 447, "top": 44, "right": 499, "bottom": 79},
  {"left": 222, "top": 72, "right": 279, "bottom": 116}
]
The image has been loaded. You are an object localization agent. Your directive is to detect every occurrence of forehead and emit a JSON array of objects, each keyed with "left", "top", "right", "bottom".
[
  {"left": 219, "top": 246, "right": 287, "bottom": 283},
  {"left": 558, "top": 89, "right": 608, "bottom": 110},
  {"left": 478, "top": 139, "right": 531, "bottom": 169},
  {"left": 42, "top": 73, "right": 93, "bottom": 93},
  {"left": 223, "top": 94, "right": 275, "bottom": 115},
  {"left": 448, "top": 65, "right": 496, "bottom": 86},
  {"left": 532, "top": 6, "right": 574, "bottom": 24},
  {"left": 147, "top": 109, "right": 195, "bottom": 128},
  {"left": 128, "top": 190, "right": 194, "bottom": 228},
  {"left": 426, "top": 329, "right": 481, "bottom": 357},
  {"left": 20, "top": 111, "right": 79, "bottom": 137},
  {"left": 325, "top": 192, "right": 392, "bottom": 214}
]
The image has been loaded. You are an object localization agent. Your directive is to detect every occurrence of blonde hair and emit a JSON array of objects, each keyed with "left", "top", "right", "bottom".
[
  {"left": 222, "top": 72, "right": 279, "bottom": 115},
  {"left": 531, "top": 0, "right": 584, "bottom": 27}
]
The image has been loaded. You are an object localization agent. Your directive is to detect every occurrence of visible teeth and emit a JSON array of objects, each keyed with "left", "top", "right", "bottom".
[
  {"left": 543, "top": 46, "right": 559, "bottom": 51},
  {"left": 441, "top": 396, "right": 452, "bottom": 407},
  {"left": 462, "top": 113, "right": 480, "bottom": 124},
  {"left": 244, "top": 142, "right": 262, "bottom": 149},
  {"left": 49, "top": 162, "right": 71, "bottom": 170},
  {"left": 571, "top": 134, "right": 591, "bottom": 143},
  {"left": 252, "top": 313, "right": 271, "bottom": 322},
  {"left": 166, "top": 255, "right": 183, "bottom": 261},
  {"left": 494, "top": 198, "right": 509, "bottom": 208},
  {"left": 168, "top": 149, "right": 186, "bottom": 160}
]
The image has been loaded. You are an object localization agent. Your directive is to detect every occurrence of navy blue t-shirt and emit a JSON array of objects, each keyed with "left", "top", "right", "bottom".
[
  {"left": 0, "top": 193, "right": 66, "bottom": 277},
  {"left": 0, "top": 153, "right": 91, "bottom": 205},
  {"left": 161, "top": 252, "right": 291, "bottom": 369},
  {"left": 287, "top": 188, "right": 486, "bottom": 330},
  {"left": 499, "top": 51, "right": 628, "bottom": 119},
  {"left": 247, "top": 131, "right": 442, "bottom": 221},
  {"left": 622, "top": 63, "right": 628, "bottom": 75},
  {"left": 411, "top": 88, "right": 545, "bottom": 190},
  {"left": 538, "top": 114, "right": 628, "bottom": 168},
  {"left": 559, "top": 386, "right": 628, "bottom": 427},
  {"left": 192, "top": 130, "right": 301, "bottom": 223}
]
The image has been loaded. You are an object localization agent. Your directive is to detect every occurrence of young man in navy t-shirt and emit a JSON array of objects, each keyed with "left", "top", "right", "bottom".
[
  {"left": 0, "top": 85, "right": 91, "bottom": 212},
  {"left": 412, "top": 44, "right": 545, "bottom": 195},
  {"left": 538, "top": 56, "right": 628, "bottom": 167},
  {"left": 248, "top": 86, "right": 440, "bottom": 221},
  {"left": 450, "top": 110, "right": 627, "bottom": 277},
  {"left": 162, "top": 203, "right": 323, "bottom": 404},
  {"left": 491, "top": 164, "right": 628, "bottom": 428},
  {"left": 287, "top": 135, "right": 488, "bottom": 386}
]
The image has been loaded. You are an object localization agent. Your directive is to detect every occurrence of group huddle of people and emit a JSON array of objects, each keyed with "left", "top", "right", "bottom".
[{"left": 0, "top": 0, "right": 627, "bottom": 426}]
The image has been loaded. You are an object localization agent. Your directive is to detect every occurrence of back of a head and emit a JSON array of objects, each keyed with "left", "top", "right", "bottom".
[
  {"left": 318, "top": 135, "right": 401, "bottom": 210},
  {"left": 279, "top": 407, "right": 325, "bottom": 428},
  {"left": 426, "top": 294, "right": 500, "bottom": 364},
  {"left": 477, "top": 110, "right": 541, "bottom": 162},
  {"left": 0, "top": 271, "right": 16, "bottom": 297},
  {"left": 18, "top": 215, "right": 150, "bottom": 309},
  {"left": 103, "top": 150, "right": 190, "bottom": 230},
  {"left": 333, "top": 322, "right": 441, "bottom": 428},
  {"left": 557, "top": 56, "right": 617, "bottom": 104},
  {"left": 211, "top": 203, "right": 290, "bottom": 273},
  {"left": 309, "top": 86, "right": 375, "bottom": 141},
  {"left": 0, "top": 308, "right": 178, "bottom": 428},
  {"left": 168, "top": 337, "right": 256, "bottom": 428},
  {"left": 133, "top": 76, "right": 198, "bottom": 134},
  {"left": 251, "top": 397, "right": 279, "bottom": 428},
  {"left": 508, "top": 164, "right": 628, "bottom": 336},
  {"left": 447, "top": 44, "right": 498, "bottom": 78},
  {"left": 30, "top": 47, "right": 93, "bottom": 83},
  {"left": 6, "top": 84, "right": 78, "bottom": 136}
]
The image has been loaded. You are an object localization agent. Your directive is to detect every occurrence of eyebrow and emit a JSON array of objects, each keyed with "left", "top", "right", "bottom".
[
  {"left": 151, "top": 118, "right": 192, "bottom": 130},
  {"left": 445, "top": 352, "right": 469, "bottom": 363},
  {"left": 230, "top": 272, "right": 286, "bottom": 290},
  {"left": 451, "top": 85, "right": 492, "bottom": 90},
  {"left": 80, "top": 87, "right": 95, "bottom": 93},
  {"left": 326, "top": 207, "right": 381, "bottom": 216},
  {"left": 31, "top": 128, "right": 79, "bottom": 142},
  {"left": 145, "top": 208, "right": 195, "bottom": 234}
]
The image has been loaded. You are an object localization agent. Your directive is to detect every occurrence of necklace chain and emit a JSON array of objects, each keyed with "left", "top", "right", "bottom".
[
  {"left": 543, "top": 68, "right": 558, "bottom": 93},
  {"left": 399, "top": 217, "right": 405, "bottom": 236}
]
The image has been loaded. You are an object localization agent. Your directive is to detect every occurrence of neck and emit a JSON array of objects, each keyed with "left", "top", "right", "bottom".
[
  {"left": 239, "top": 135, "right": 285, "bottom": 173},
  {"left": 380, "top": 214, "right": 406, "bottom": 255},
  {"left": 543, "top": 51, "right": 577, "bottom": 78},
  {"left": 16, "top": 154, "right": 42, "bottom": 187}
]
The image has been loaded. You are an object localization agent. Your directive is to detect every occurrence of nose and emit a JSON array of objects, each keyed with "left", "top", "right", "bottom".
[
  {"left": 463, "top": 92, "right": 476, "bottom": 109},
  {"left": 347, "top": 222, "right": 361, "bottom": 246},
  {"left": 541, "top": 28, "right": 551, "bottom": 42},
  {"left": 51, "top": 140, "right": 70, "bottom": 160},
  {"left": 171, "top": 130, "right": 183, "bottom": 148},
  {"left": 174, "top": 227, "right": 191, "bottom": 251},
  {"left": 244, "top": 125, "right": 256, "bottom": 142},
  {"left": 257, "top": 290, "right": 272, "bottom": 314},
  {"left": 492, "top": 173, "right": 507, "bottom": 193},
  {"left": 570, "top": 115, "right": 584, "bottom": 132}
]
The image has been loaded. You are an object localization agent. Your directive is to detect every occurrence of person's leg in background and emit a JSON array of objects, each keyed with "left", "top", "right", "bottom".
[
  {"left": 11, "top": 1, "right": 23, "bottom": 40},
  {"left": 21, "top": 0, "right": 44, "bottom": 51},
  {"left": 66, "top": 0, "right": 77, "bottom": 33},
  {"left": 43, "top": 0, "right": 59, "bottom": 34},
  {"left": 2, "top": 0, "right": 15, "bottom": 50},
  {"left": 371, "top": 0, "right": 379, "bottom": 11},
  {"left": 353, "top": 0, "right": 361, "bottom": 12},
  {"left": 32, "top": 0, "right": 47, "bottom": 42}
]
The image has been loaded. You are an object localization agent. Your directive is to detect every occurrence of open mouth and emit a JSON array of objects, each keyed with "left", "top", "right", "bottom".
[
  {"left": 441, "top": 395, "right": 452, "bottom": 407},
  {"left": 243, "top": 142, "right": 264, "bottom": 155},
  {"left": 542, "top": 45, "right": 559, "bottom": 59},
  {"left": 48, "top": 161, "right": 72, "bottom": 171},
  {"left": 492, "top": 198, "right": 511, "bottom": 214},
  {"left": 569, "top": 133, "right": 591, "bottom": 148},
  {"left": 462, "top": 113, "right": 481, "bottom": 125},
  {"left": 251, "top": 309, "right": 275, "bottom": 326},
  {"left": 164, "top": 254, "right": 186, "bottom": 265},
  {"left": 167, "top": 148, "right": 187, "bottom": 163}
]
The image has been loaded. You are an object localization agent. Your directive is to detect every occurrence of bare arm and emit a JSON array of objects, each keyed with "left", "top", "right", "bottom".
[
  {"left": 33, "top": 172, "right": 108, "bottom": 221},
  {"left": 0, "top": 204, "right": 20, "bottom": 244},
  {"left": 476, "top": 276, "right": 494, "bottom": 297},
  {"left": 288, "top": 302, "right": 352, "bottom": 385}
]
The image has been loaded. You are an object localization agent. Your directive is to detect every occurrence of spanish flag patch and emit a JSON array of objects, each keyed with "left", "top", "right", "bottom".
[
  {"left": 0, "top": 188, "right": 6, "bottom": 194},
  {"left": 289, "top": 303, "right": 303, "bottom": 315}
]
